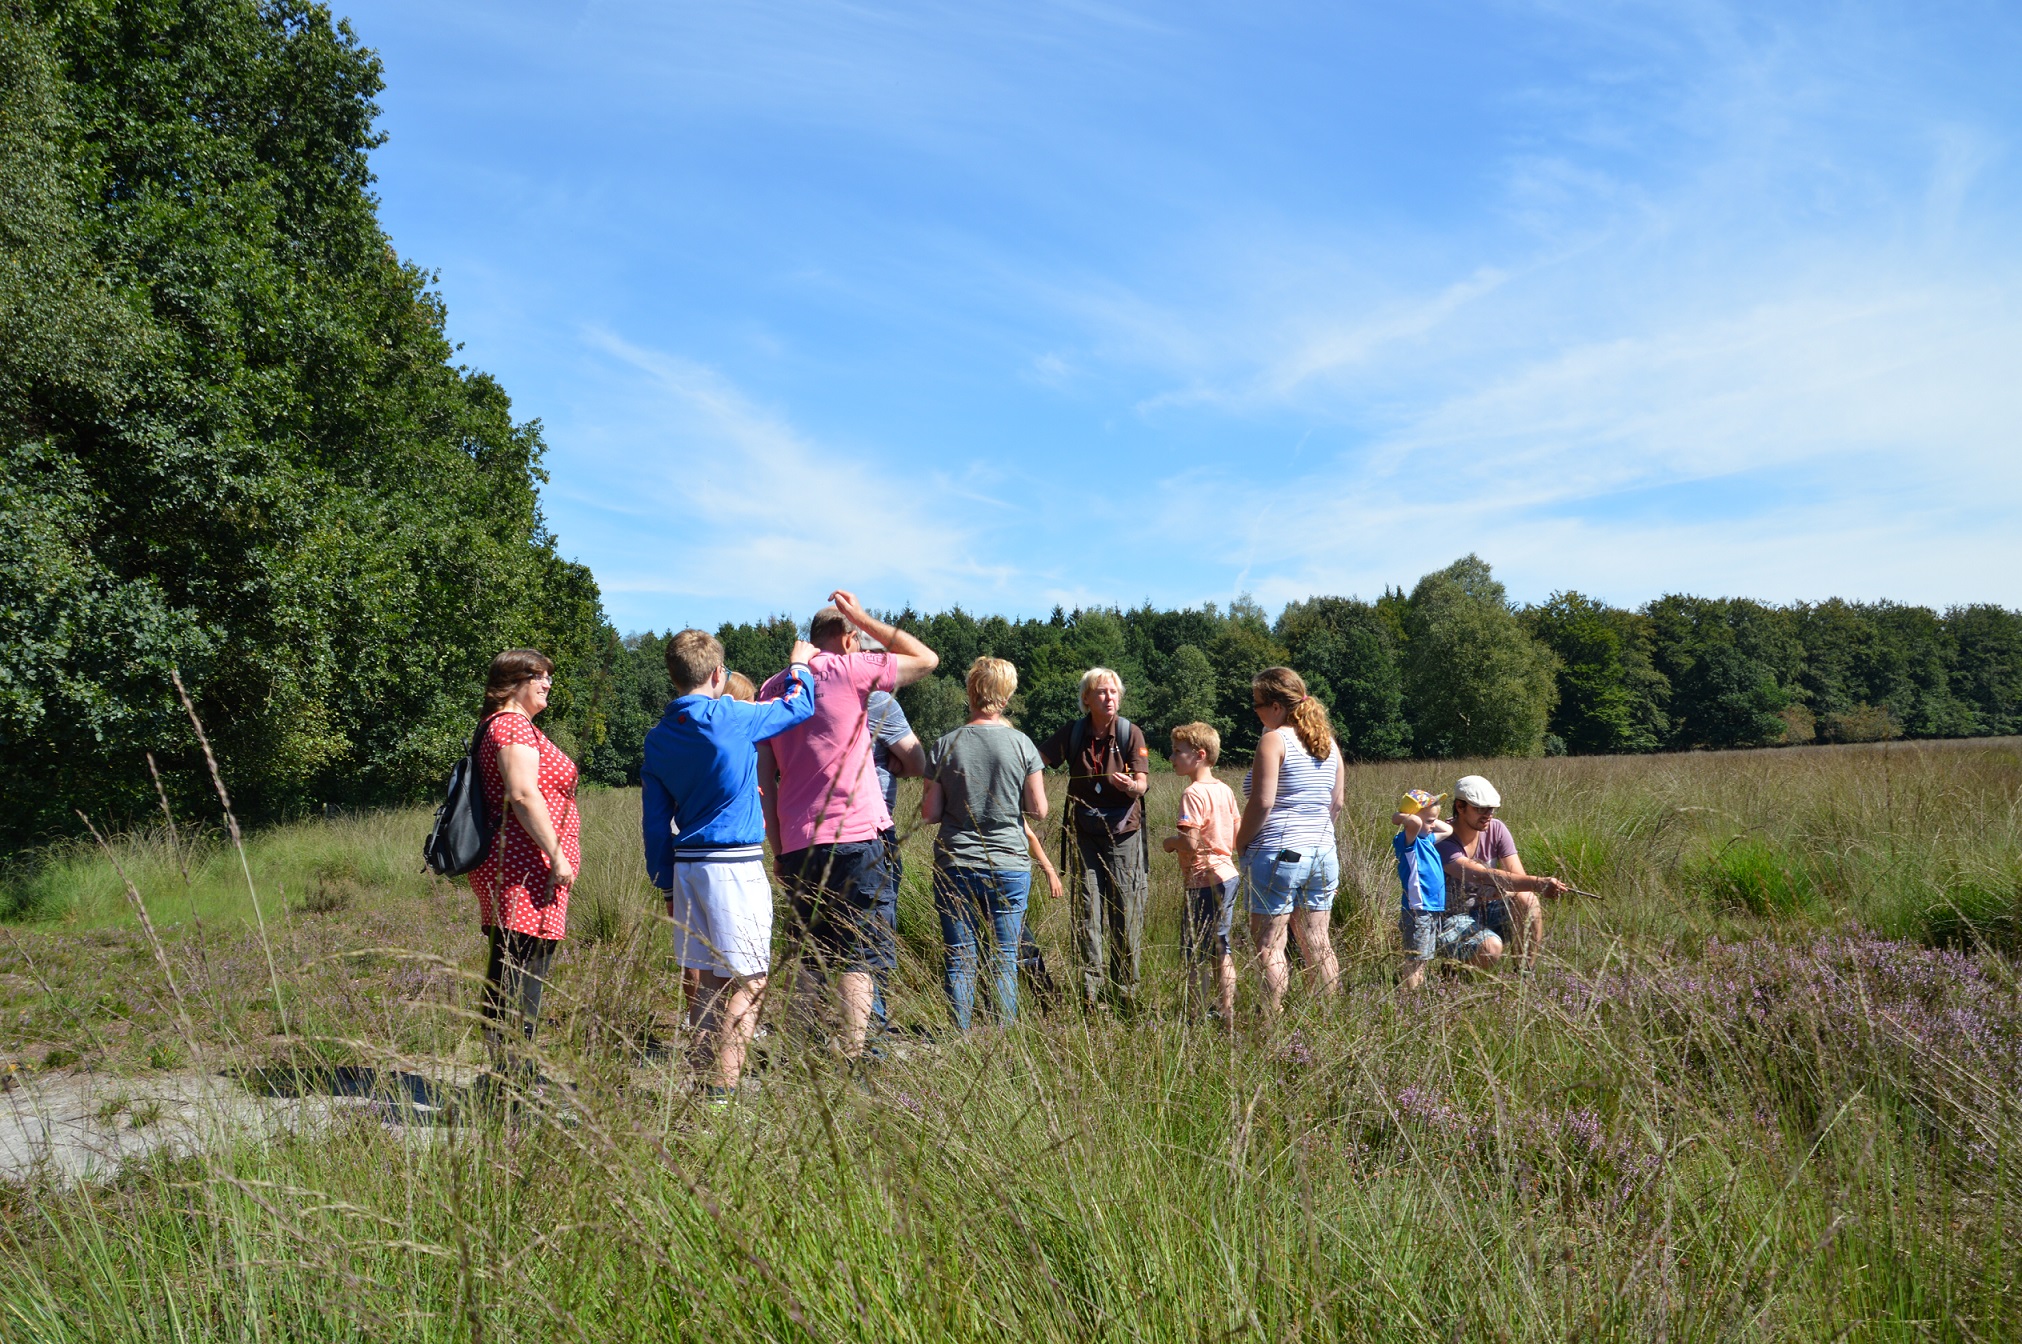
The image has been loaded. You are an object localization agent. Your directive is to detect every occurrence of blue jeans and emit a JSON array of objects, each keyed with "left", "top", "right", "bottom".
[
  {"left": 870, "top": 828, "right": 902, "bottom": 1030},
  {"left": 933, "top": 865, "right": 1029, "bottom": 1030},
  {"left": 1399, "top": 907, "right": 1495, "bottom": 963}
]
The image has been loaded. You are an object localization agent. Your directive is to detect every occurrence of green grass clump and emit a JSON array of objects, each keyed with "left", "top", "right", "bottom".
[
  {"left": 1691, "top": 838, "right": 1820, "bottom": 916},
  {"left": 1916, "top": 874, "right": 2022, "bottom": 953}
]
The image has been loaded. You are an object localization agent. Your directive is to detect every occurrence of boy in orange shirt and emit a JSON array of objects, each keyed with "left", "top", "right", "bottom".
[{"left": 1162, "top": 721, "right": 1242, "bottom": 1024}]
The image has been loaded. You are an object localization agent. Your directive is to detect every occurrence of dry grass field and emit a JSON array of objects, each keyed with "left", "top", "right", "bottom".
[{"left": 1, "top": 737, "right": 2018, "bottom": 1340}]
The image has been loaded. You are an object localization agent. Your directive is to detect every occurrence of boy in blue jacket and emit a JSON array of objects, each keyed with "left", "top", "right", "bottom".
[{"left": 643, "top": 629, "right": 817, "bottom": 1097}]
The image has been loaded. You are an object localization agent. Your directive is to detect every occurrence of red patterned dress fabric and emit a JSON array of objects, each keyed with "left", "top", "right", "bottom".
[{"left": 469, "top": 711, "right": 580, "bottom": 940}]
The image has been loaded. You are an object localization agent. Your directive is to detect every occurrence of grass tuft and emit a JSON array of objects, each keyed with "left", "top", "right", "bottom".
[{"left": 1691, "top": 837, "right": 1819, "bottom": 915}]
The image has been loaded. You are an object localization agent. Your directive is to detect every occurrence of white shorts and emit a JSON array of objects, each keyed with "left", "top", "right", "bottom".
[{"left": 666, "top": 853, "right": 774, "bottom": 980}]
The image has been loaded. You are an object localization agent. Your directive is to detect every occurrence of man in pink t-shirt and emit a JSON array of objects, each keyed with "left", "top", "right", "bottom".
[{"left": 758, "top": 590, "right": 939, "bottom": 1058}]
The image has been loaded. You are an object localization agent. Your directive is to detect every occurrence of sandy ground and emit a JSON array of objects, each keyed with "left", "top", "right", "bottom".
[{"left": 0, "top": 1067, "right": 459, "bottom": 1186}]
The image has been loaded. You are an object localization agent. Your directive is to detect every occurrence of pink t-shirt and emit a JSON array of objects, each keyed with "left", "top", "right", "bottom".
[
  {"left": 759, "top": 650, "right": 898, "bottom": 852},
  {"left": 1177, "top": 777, "right": 1241, "bottom": 886},
  {"left": 1436, "top": 818, "right": 1518, "bottom": 910}
]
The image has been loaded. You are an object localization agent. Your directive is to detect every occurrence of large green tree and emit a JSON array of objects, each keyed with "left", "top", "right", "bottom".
[
  {"left": 1403, "top": 557, "right": 1558, "bottom": 758},
  {"left": 1946, "top": 605, "right": 2022, "bottom": 737},
  {"left": 1792, "top": 600, "right": 1974, "bottom": 742},
  {"left": 1523, "top": 592, "right": 1670, "bottom": 754},
  {"left": 1, "top": 2, "right": 609, "bottom": 849},
  {"left": 1647, "top": 597, "right": 1800, "bottom": 749},
  {"left": 1276, "top": 596, "right": 1410, "bottom": 760}
]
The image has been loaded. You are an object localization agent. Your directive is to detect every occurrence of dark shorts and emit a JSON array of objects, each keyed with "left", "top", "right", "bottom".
[
  {"left": 777, "top": 839, "right": 897, "bottom": 975},
  {"left": 1184, "top": 876, "right": 1239, "bottom": 961},
  {"left": 875, "top": 826, "right": 903, "bottom": 926},
  {"left": 1477, "top": 899, "right": 1514, "bottom": 941}
]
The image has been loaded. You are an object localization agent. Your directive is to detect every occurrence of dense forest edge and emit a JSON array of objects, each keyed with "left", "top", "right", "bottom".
[{"left": 4, "top": 1, "right": 2020, "bottom": 857}]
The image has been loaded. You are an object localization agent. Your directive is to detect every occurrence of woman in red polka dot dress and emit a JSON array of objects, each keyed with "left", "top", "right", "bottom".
[{"left": 469, "top": 648, "right": 580, "bottom": 1085}]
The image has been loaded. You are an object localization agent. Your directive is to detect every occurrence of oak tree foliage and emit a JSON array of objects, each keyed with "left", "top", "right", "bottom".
[{"left": 1, "top": 1, "right": 609, "bottom": 850}]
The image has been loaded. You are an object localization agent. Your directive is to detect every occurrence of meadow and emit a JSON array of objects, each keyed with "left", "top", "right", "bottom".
[{"left": 1, "top": 738, "right": 2019, "bottom": 1341}]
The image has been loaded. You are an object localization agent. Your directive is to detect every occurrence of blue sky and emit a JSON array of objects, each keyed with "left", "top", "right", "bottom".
[{"left": 342, "top": 0, "right": 2022, "bottom": 634}]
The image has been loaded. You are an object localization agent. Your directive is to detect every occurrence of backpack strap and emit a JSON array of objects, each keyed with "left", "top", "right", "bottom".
[
  {"left": 1115, "top": 716, "right": 1149, "bottom": 865},
  {"left": 474, "top": 712, "right": 516, "bottom": 840},
  {"left": 1068, "top": 714, "right": 1135, "bottom": 776}
]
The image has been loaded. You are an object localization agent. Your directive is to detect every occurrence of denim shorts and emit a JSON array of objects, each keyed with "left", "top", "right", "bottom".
[
  {"left": 1183, "top": 875, "right": 1240, "bottom": 961},
  {"left": 1399, "top": 907, "right": 1496, "bottom": 963},
  {"left": 1477, "top": 898, "right": 1514, "bottom": 941},
  {"left": 1244, "top": 845, "right": 1340, "bottom": 916}
]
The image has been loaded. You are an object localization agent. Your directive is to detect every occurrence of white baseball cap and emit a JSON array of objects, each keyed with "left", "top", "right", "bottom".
[{"left": 1453, "top": 775, "right": 1502, "bottom": 807}]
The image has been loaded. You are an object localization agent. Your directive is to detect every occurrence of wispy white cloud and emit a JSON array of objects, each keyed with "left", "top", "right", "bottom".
[
  {"left": 1037, "top": 1, "right": 2022, "bottom": 609},
  {"left": 1147, "top": 268, "right": 2022, "bottom": 609},
  {"left": 552, "top": 330, "right": 1021, "bottom": 620}
]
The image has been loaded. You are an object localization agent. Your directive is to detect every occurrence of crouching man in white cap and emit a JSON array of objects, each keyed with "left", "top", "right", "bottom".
[{"left": 1435, "top": 775, "right": 1565, "bottom": 974}]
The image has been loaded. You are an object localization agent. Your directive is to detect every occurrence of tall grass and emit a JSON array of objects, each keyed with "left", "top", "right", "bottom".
[{"left": 1, "top": 739, "right": 2019, "bottom": 1339}]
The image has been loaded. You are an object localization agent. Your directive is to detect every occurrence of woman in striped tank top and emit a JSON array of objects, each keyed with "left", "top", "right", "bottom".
[{"left": 1234, "top": 667, "right": 1346, "bottom": 1014}]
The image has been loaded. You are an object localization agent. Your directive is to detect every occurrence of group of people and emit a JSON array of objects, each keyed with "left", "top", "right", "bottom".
[{"left": 460, "top": 591, "right": 1567, "bottom": 1100}]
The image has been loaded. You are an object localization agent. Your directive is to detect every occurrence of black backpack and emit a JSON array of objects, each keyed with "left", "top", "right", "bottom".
[{"left": 423, "top": 718, "right": 503, "bottom": 877}]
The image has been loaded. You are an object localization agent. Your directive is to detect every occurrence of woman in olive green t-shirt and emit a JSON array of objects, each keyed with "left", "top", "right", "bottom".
[{"left": 922, "top": 658, "right": 1061, "bottom": 1029}]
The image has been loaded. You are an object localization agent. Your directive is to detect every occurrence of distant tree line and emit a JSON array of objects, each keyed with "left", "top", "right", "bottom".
[{"left": 578, "top": 555, "right": 2022, "bottom": 787}]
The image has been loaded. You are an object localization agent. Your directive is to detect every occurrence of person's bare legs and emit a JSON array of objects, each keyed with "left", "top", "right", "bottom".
[
  {"left": 837, "top": 970, "right": 874, "bottom": 1058},
  {"left": 1470, "top": 933, "right": 1505, "bottom": 971},
  {"left": 1399, "top": 957, "right": 1429, "bottom": 992},
  {"left": 1292, "top": 910, "right": 1340, "bottom": 997},
  {"left": 1250, "top": 913, "right": 1291, "bottom": 1016},
  {"left": 1191, "top": 953, "right": 1237, "bottom": 1022},
  {"left": 682, "top": 967, "right": 704, "bottom": 1028},
  {"left": 698, "top": 970, "right": 767, "bottom": 1089}
]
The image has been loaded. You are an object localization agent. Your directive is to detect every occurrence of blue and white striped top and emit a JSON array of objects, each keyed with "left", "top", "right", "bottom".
[{"left": 1246, "top": 726, "right": 1340, "bottom": 857}]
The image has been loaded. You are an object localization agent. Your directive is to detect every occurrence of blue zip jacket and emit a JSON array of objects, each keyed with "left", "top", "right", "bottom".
[
  {"left": 641, "top": 665, "right": 815, "bottom": 889},
  {"left": 1394, "top": 827, "right": 1446, "bottom": 912}
]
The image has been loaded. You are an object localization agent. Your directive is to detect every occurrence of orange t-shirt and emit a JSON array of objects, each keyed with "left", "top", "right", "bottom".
[{"left": 1177, "top": 777, "right": 1241, "bottom": 886}]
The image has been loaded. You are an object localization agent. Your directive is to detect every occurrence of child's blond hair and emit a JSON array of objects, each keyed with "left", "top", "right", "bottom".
[{"left": 1170, "top": 721, "right": 1221, "bottom": 767}]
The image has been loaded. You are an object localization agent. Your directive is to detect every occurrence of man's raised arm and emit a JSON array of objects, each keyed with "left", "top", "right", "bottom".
[
  {"left": 829, "top": 589, "right": 939, "bottom": 687},
  {"left": 749, "top": 642, "right": 820, "bottom": 741}
]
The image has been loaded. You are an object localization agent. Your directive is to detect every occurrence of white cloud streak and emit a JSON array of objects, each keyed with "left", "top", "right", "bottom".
[{"left": 552, "top": 331, "right": 1020, "bottom": 620}]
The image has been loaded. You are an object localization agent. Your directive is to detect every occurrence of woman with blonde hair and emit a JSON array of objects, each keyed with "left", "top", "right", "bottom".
[
  {"left": 921, "top": 657, "right": 1060, "bottom": 1029},
  {"left": 1233, "top": 666, "right": 1345, "bottom": 1013}
]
